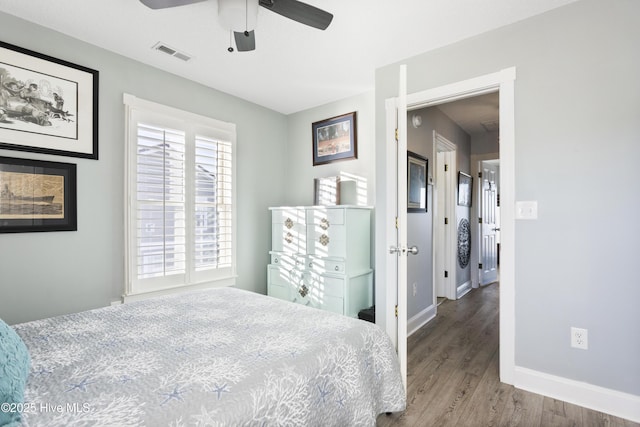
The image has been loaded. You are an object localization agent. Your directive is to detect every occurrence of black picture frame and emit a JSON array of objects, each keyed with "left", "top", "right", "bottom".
[
  {"left": 407, "top": 151, "right": 428, "bottom": 212},
  {"left": 312, "top": 111, "right": 357, "bottom": 166},
  {"left": 0, "top": 41, "right": 99, "bottom": 159},
  {"left": 0, "top": 156, "right": 77, "bottom": 233},
  {"left": 457, "top": 171, "right": 473, "bottom": 207}
]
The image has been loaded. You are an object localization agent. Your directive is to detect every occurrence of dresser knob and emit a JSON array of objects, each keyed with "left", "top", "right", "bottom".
[
  {"left": 284, "top": 218, "right": 294, "bottom": 229},
  {"left": 299, "top": 284, "right": 309, "bottom": 298},
  {"left": 335, "top": 265, "right": 339, "bottom": 271},
  {"left": 319, "top": 234, "right": 329, "bottom": 246},
  {"left": 320, "top": 218, "right": 330, "bottom": 230}
]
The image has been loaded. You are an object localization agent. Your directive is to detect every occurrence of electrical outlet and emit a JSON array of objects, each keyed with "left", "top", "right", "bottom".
[
  {"left": 412, "top": 282, "right": 417, "bottom": 297},
  {"left": 571, "top": 327, "right": 588, "bottom": 350}
]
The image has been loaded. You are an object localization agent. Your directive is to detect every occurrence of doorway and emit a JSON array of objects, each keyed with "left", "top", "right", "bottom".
[
  {"left": 382, "top": 67, "right": 516, "bottom": 386},
  {"left": 406, "top": 93, "right": 499, "bottom": 332}
]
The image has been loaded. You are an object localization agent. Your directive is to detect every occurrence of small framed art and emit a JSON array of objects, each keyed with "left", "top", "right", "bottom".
[
  {"left": 457, "top": 171, "right": 473, "bottom": 207},
  {"left": 312, "top": 112, "right": 357, "bottom": 166},
  {"left": 0, "top": 156, "right": 77, "bottom": 233},
  {"left": 407, "top": 151, "right": 428, "bottom": 212}
]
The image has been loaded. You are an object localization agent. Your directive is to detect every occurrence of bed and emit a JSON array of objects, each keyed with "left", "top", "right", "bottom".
[{"left": 4, "top": 287, "right": 405, "bottom": 426}]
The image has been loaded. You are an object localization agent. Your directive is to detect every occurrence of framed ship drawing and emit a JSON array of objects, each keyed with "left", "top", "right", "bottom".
[{"left": 0, "top": 156, "right": 77, "bottom": 233}]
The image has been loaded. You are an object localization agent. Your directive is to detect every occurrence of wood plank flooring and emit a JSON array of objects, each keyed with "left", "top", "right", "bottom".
[{"left": 377, "top": 283, "right": 638, "bottom": 427}]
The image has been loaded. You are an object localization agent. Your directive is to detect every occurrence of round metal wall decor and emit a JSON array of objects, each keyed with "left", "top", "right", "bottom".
[{"left": 457, "top": 218, "right": 471, "bottom": 269}]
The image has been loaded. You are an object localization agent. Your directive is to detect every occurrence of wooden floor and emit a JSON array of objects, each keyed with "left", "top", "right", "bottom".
[{"left": 377, "top": 283, "right": 638, "bottom": 427}]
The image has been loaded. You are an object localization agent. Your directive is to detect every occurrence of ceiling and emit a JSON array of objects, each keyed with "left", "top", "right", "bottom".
[
  {"left": 437, "top": 92, "right": 500, "bottom": 136},
  {"left": 0, "top": 0, "right": 578, "bottom": 115}
]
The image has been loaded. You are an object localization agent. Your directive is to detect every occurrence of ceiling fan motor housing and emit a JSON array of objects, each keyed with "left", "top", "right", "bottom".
[{"left": 218, "top": 0, "right": 258, "bottom": 31}]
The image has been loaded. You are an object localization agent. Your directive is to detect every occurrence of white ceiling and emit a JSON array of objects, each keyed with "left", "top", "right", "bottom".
[
  {"left": 436, "top": 92, "right": 500, "bottom": 136},
  {"left": 0, "top": 0, "right": 578, "bottom": 115}
]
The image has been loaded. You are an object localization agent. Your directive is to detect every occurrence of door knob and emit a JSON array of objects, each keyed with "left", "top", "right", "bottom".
[{"left": 408, "top": 246, "right": 419, "bottom": 255}]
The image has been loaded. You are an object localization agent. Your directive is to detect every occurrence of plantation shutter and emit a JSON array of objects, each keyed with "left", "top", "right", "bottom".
[
  {"left": 124, "top": 93, "right": 236, "bottom": 297},
  {"left": 194, "top": 135, "right": 233, "bottom": 270},
  {"left": 136, "top": 123, "right": 187, "bottom": 280}
]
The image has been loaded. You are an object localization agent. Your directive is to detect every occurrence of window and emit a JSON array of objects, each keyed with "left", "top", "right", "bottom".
[{"left": 124, "top": 94, "right": 236, "bottom": 297}]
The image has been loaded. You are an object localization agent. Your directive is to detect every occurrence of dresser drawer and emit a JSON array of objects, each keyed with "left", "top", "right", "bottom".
[
  {"left": 272, "top": 208, "right": 306, "bottom": 254},
  {"left": 309, "top": 257, "right": 345, "bottom": 274},
  {"left": 305, "top": 272, "right": 345, "bottom": 298},
  {"left": 271, "top": 253, "right": 305, "bottom": 269},
  {"left": 268, "top": 264, "right": 302, "bottom": 288},
  {"left": 267, "top": 282, "right": 290, "bottom": 301},
  {"left": 306, "top": 208, "right": 345, "bottom": 227}
]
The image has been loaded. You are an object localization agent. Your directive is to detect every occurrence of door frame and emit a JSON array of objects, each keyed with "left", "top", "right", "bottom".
[
  {"left": 433, "top": 132, "right": 457, "bottom": 300},
  {"left": 383, "top": 67, "right": 516, "bottom": 385}
]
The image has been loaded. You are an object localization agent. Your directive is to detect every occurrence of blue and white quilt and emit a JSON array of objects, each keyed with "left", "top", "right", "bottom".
[{"left": 13, "top": 287, "right": 405, "bottom": 426}]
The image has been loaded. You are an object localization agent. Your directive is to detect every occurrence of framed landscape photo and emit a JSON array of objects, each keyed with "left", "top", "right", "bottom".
[
  {"left": 457, "top": 171, "right": 473, "bottom": 207},
  {"left": 0, "top": 156, "right": 77, "bottom": 233},
  {"left": 407, "top": 151, "right": 428, "bottom": 212},
  {"left": 0, "top": 41, "right": 99, "bottom": 159},
  {"left": 312, "top": 111, "right": 357, "bottom": 166}
]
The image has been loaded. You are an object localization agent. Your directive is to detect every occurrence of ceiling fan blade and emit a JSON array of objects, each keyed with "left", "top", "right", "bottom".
[
  {"left": 139, "top": 0, "right": 206, "bottom": 10},
  {"left": 259, "top": 0, "right": 333, "bottom": 30},
  {"left": 234, "top": 30, "right": 256, "bottom": 52}
]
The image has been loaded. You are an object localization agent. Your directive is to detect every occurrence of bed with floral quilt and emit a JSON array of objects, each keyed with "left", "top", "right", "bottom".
[{"left": 10, "top": 286, "right": 405, "bottom": 426}]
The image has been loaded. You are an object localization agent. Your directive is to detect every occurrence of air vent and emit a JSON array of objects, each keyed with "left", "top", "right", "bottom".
[{"left": 152, "top": 42, "right": 192, "bottom": 62}]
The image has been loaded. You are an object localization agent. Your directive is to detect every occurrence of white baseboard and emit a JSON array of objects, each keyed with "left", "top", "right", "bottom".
[
  {"left": 457, "top": 280, "right": 472, "bottom": 299},
  {"left": 407, "top": 304, "right": 436, "bottom": 337},
  {"left": 514, "top": 366, "right": 640, "bottom": 423}
]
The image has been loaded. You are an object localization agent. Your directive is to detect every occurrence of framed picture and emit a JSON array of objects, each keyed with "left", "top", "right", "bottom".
[
  {"left": 312, "top": 111, "right": 357, "bottom": 166},
  {"left": 0, "top": 41, "right": 99, "bottom": 159},
  {"left": 407, "top": 151, "right": 428, "bottom": 212},
  {"left": 458, "top": 171, "right": 473, "bottom": 207},
  {"left": 0, "top": 156, "right": 77, "bottom": 233}
]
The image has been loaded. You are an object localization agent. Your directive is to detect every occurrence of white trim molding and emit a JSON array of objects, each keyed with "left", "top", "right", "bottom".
[
  {"left": 407, "top": 304, "right": 436, "bottom": 337},
  {"left": 456, "top": 280, "right": 472, "bottom": 299},
  {"left": 514, "top": 367, "right": 640, "bottom": 423}
]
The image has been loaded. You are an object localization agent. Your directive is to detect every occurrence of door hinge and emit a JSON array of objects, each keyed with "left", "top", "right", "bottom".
[
  {"left": 478, "top": 217, "right": 483, "bottom": 224},
  {"left": 395, "top": 217, "right": 398, "bottom": 229},
  {"left": 444, "top": 217, "right": 449, "bottom": 225},
  {"left": 395, "top": 128, "right": 399, "bottom": 142},
  {"left": 444, "top": 164, "right": 449, "bottom": 172},
  {"left": 395, "top": 305, "right": 398, "bottom": 317},
  {"left": 478, "top": 172, "right": 482, "bottom": 178},
  {"left": 444, "top": 270, "right": 449, "bottom": 278},
  {"left": 479, "top": 263, "right": 483, "bottom": 269}
]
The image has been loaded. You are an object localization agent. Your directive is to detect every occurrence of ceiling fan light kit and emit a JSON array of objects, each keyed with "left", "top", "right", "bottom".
[{"left": 140, "top": 0, "right": 333, "bottom": 52}]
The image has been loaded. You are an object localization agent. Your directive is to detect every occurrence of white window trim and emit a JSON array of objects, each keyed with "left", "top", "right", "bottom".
[{"left": 123, "top": 93, "right": 237, "bottom": 300}]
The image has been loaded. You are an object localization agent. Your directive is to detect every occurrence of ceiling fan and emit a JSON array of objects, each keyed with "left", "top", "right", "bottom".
[{"left": 140, "top": 0, "right": 333, "bottom": 52}]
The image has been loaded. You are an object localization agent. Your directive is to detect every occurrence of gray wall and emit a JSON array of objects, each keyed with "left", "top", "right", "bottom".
[
  {"left": 285, "top": 91, "right": 375, "bottom": 207},
  {"left": 0, "top": 12, "right": 288, "bottom": 325},
  {"left": 376, "top": 0, "right": 640, "bottom": 396}
]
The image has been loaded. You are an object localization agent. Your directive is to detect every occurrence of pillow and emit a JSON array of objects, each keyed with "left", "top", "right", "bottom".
[{"left": 0, "top": 318, "right": 30, "bottom": 427}]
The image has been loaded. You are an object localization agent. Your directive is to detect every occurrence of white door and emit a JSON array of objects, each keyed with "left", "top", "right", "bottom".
[
  {"left": 433, "top": 133, "right": 457, "bottom": 300},
  {"left": 479, "top": 161, "right": 499, "bottom": 285},
  {"left": 386, "top": 64, "right": 408, "bottom": 390}
]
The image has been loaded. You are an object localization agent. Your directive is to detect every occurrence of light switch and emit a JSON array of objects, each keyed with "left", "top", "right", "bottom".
[{"left": 515, "top": 201, "right": 538, "bottom": 220}]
